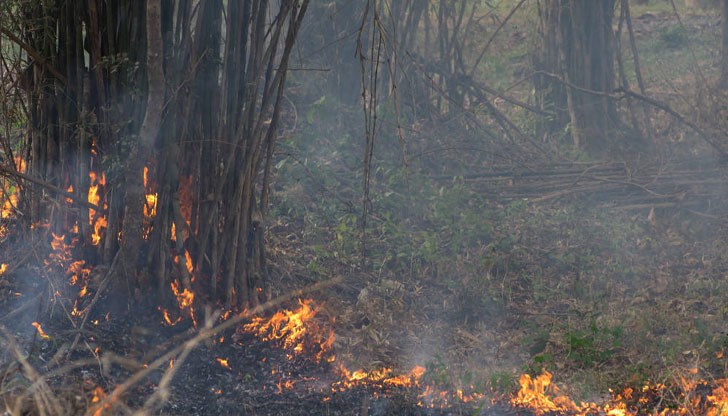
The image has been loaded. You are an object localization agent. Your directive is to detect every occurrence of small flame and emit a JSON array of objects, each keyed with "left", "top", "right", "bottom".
[
  {"left": 1, "top": 157, "right": 25, "bottom": 219},
  {"left": 144, "top": 193, "right": 157, "bottom": 218},
  {"left": 160, "top": 308, "right": 181, "bottom": 326},
  {"left": 65, "top": 185, "right": 74, "bottom": 203},
  {"left": 511, "top": 371, "right": 588, "bottom": 414},
  {"left": 163, "top": 280, "right": 196, "bottom": 327},
  {"left": 276, "top": 379, "right": 295, "bottom": 393},
  {"left": 88, "top": 171, "right": 107, "bottom": 245},
  {"left": 216, "top": 358, "right": 230, "bottom": 369},
  {"left": 90, "top": 386, "right": 111, "bottom": 416},
  {"left": 31, "top": 322, "right": 50, "bottom": 340},
  {"left": 334, "top": 365, "right": 427, "bottom": 391},
  {"left": 0, "top": 263, "right": 7, "bottom": 275}
]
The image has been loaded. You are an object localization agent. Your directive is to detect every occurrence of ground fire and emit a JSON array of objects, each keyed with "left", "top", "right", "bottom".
[
  {"left": 2, "top": 151, "right": 727, "bottom": 415},
  {"left": 2, "top": 1, "right": 728, "bottom": 414}
]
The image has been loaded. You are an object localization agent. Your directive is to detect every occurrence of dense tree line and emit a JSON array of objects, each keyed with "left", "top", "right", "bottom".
[{"left": 2, "top": 0, "right": 308, "bottom": 308}]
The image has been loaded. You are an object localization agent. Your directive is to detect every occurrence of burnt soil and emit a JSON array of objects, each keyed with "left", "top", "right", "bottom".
[{"left": 0, "top": 236, "right": 522, "bottom": 416}]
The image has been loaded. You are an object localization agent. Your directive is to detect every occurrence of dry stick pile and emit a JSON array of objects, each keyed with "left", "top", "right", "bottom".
[{"left": 436, "top": 159, "right": 728, "bottom": 217}]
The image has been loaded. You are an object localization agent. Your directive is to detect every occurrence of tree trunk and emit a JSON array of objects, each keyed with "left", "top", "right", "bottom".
[
  {"left": 118, "top": 0, "right": 164, "bottom": 288},
  {"left": 534, "top": 0, "right": 620, "bottom": 156},
  {"left": 721, "top": 0, "right": 728, "bottom": 88},
  {"left": 9, "top": 0, "right": 310, "bottom": 313}
]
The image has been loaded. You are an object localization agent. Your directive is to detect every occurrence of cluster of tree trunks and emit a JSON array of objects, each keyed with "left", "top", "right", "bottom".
[{"left": 8, "top": 0, "right": 309, "bottom": 309}]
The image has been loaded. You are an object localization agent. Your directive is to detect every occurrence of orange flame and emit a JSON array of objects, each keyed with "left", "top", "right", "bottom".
[
  {"left": 242, "top": 299, "right": 335, "bottom": 362},
  {"left": 143, "top": 166, "right": 157, "bottom": 218},
  {"left": 509, "top": 370, "right": 728, "bottom": 416},
  {"left": 184, "top": 250, "right": 194, "bottom": 274},
  {"left": 216, "top": 358, "right": 230, "bottom": 369},
  {"left": 1, "top": 157, "right": 25, "bottom": 219},
  {"left": 0, "top": 263, "right": 7, "bottom": 275},
  {"left": 162, "top": 280, "right": 196, "bottom": 327},
  {"left": 90, "top": 386, "right": 112, "bottom": 416},
  {"left": 31, "top": 322, "right": 50, "bottom": 340},
  {"left": 88, "top": 171, "right": 107, "bottom": 245},
  {"left": 511, "top": 371, "right": 595, "bottom": 414}
]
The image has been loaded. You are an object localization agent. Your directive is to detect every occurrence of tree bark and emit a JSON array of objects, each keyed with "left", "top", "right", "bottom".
[
  {"left": 119, "top": 0, "right": 164, "bottom": 286},
  {"left": 721, "top": 0, "right": 728, "bottom": 88},
  {"left": 534, "top": 0, "right": 620, "bottom": 156}
]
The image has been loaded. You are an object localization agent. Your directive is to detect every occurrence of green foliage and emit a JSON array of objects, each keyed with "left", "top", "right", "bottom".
[
  {"left": 524, "top": 352, "right": 555, "bottom": 375},
  {"left": 657, "top": 25, "right": 689, "bottom": 49},
  {"left": 422, "top": 355, "right": 452, "bottom": 387},
  {"left": 564, "top": 319, "right": 623, "bottom": 368},
  {"left": 487, "top": 371, "right": 518, "bottom": 394}
]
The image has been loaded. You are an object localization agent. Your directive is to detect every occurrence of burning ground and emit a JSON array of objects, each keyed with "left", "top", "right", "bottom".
[
  {"left": 1, "top": 3, "right": 728, "bottom": 415},
  {"left": 1, "top": 205, "right": 728, "bottom": 416},
  {"left": 2, "top": 95, "right": 728, "bottom": 416}
]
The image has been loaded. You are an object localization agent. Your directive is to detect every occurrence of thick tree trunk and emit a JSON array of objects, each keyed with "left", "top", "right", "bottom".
[{"left": 534, "top": 0, "right": 619, "bottom": 156}]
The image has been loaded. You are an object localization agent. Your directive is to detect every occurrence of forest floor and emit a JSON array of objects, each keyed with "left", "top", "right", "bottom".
[{"left": 1, "top": 3, "right": 727, "bottom": 416}]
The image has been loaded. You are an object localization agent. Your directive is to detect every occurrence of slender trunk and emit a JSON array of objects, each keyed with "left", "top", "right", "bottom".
[
  {"left": 119, "top": 0, "right": 164, "bottom": 284},
  {"left": 721, "top": 0, "right": 728, "bottom": 88}
]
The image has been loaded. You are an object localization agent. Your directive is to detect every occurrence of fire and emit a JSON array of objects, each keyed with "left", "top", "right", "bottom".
[
  {"left": 0, "top": 263, "right": 6, "bottom": 275},
  {"left": 161, "top": 280, "right": 196, "bottom": 327},
  {"left": 511, "top": 371, "right": 592, "bottom": 414},
  {"left": 160, "top": 308, "right": 181, "bottom": 326},
  {"left": 46, "top": 232, "right": 94, "bottom": 318},
  {"left": 509, "top": 370, "right": 728, "bottom": 416},
  {"left": 184, "top": 250, "right": 194, "bottom": 274},
  {"left": 47, "top": 233, "right": 75, "bottom": 276},
  {"left": 1, "top": 157, "right": 25, "bottom": 219},
  {"left": 334, "top": 365, "right": 426, "bottom": 390},
  {"left": 31, "top": 322, "right": 50, "bottom": 340},
  {"left": 708, "top": 379, "right": 728, "bottom": 414},
  {"left": 144, "top": 193, "right": 157, "bottom": 218},
  {"left": 143, "top": 166, "right": 157, "bottom": 219},
  {"left": 216, "top": 358, "right": 230, "bottom": 369},
  {"left": 239, "top": 300, "right": 484, "bottom": 408},
  {"left": 276, "top": 379, "right": 295, "bottom": 393},
  {"left": 89, "top": 386, "right": 111, "bottom": 416},
  {"left": 65, "top": 184, "right": 75, "bottom": 204},
  {"left": 91, "top": 216, "right": 107, "bottom": 245},
  {"left": 242, "top": 299, "right": 335, "bottom": 362},
  {"left": 88, "top": 171, "right": 107, "bottom": 245}
]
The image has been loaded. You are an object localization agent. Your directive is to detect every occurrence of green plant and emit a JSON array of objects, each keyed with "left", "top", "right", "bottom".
[
  {"left": 564, "top": 320, "right": 623, "bottom": 368},
  {"left": 487, "top": 371, "right": 518, "bottom": 394},
  {"left": 658, "top": 25, "right": 689, "bottom": 49}
]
